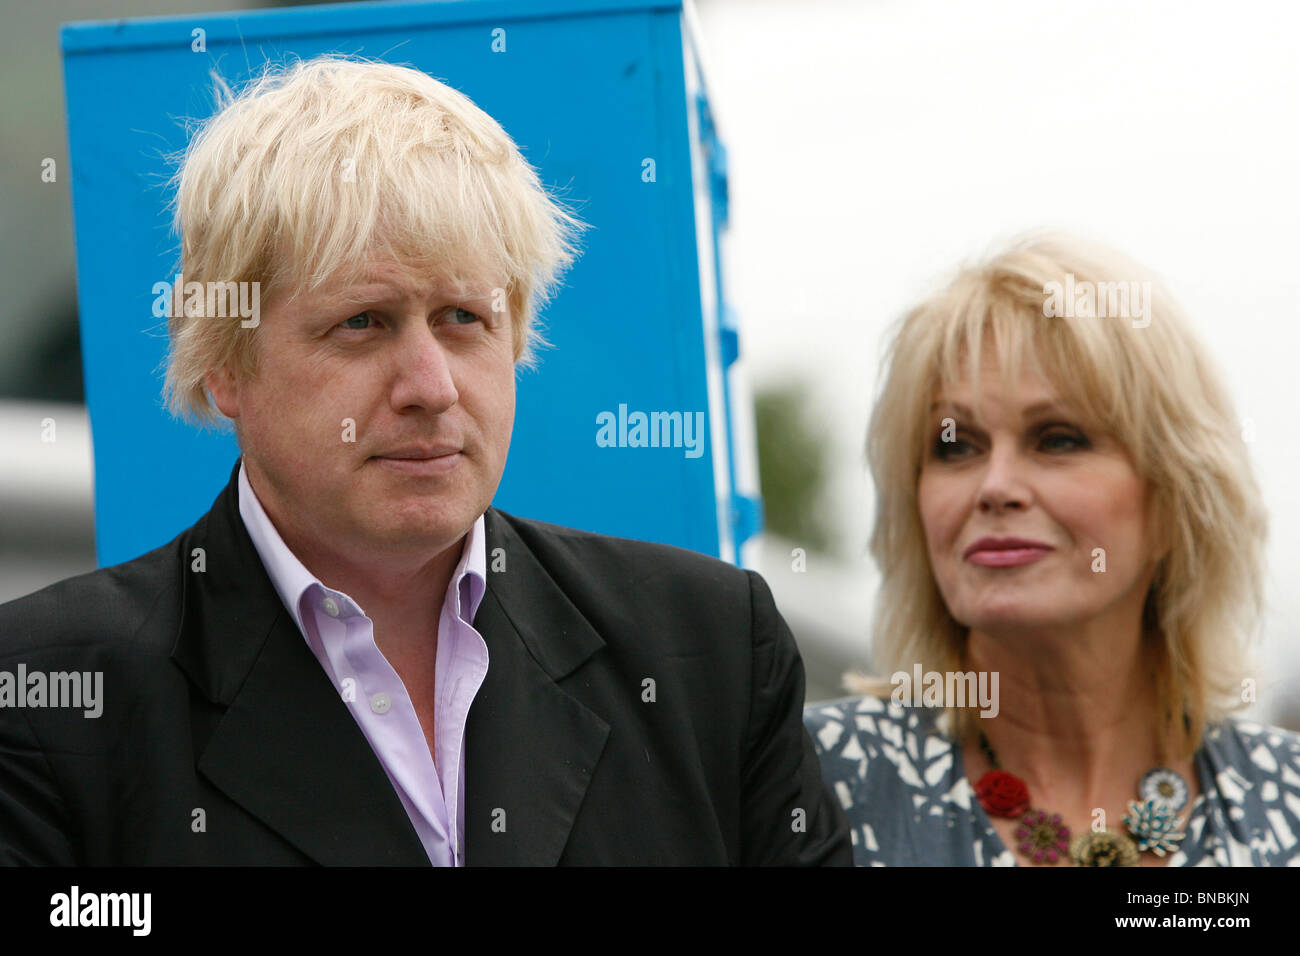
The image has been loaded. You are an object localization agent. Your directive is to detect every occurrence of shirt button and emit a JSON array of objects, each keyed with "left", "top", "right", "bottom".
[
  {"left": 370, "top": 692, "right": 391, "bottom": 714},
  {"left": 321, "top": 596, "right": 341, "bottom": 617}
]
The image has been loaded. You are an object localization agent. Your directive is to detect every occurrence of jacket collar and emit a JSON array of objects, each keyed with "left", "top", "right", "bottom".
[{"left": 170, "top": 460, "right": 609, "bottom": 865}]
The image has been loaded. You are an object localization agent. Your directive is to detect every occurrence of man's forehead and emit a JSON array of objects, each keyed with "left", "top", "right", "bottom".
[{"left": 292, "top": 260, "right": 501, "bottom": 304}]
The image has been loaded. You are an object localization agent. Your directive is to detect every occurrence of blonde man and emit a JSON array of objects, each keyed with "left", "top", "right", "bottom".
[{"left": 0, "top": 55, "right": 850, "bottom": 866}]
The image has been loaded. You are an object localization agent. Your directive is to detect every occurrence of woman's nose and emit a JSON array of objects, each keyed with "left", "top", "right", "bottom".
[{"left": 977, "top": 444, "right": 1031, "bottom": 512}]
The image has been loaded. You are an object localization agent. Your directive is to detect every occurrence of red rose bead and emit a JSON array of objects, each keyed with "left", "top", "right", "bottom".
[{"left": 975, "top": 770, "right": 1031, "bottom": 818}]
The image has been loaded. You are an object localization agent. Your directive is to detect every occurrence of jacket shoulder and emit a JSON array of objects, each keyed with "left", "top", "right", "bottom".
[
  {"left": 491, "top": 507, "right": 752, "bottom": 598},
  {"left": 0, "top": 535, "right": 184, "bottom": 659},
  {"left": 488, "top": 508, "right": 771, "bottom": 664}
]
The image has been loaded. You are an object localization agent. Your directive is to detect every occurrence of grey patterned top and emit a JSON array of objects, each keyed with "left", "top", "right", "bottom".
[{"left": 804, "top": 695, "right": 1300, "bottom": 866}]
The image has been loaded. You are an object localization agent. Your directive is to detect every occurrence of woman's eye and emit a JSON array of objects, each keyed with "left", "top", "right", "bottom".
[
  {"left": 932, "top": 436, "right": 972, "bottom": 459},
  {"left": 930, "top": 429, "right": 1088, "bottom": 459},
  {"left": 338, "top": 312, "right": 374, "bottom": 331},
  {"left": 1041, "top": 430, "right": 1088, "bottom": 451}
]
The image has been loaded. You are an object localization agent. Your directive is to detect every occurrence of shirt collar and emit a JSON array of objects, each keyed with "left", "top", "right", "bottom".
[
  {"left": 452, "top": 496, "right": 487, "bottom": 624},
  {"left": 237, "top": 459, "right": 487, "bottom": 632}
]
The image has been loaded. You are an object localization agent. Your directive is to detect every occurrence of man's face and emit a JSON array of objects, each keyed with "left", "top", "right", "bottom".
[{"left": 208, "top": 257, "right": 515, "bottom": 565}]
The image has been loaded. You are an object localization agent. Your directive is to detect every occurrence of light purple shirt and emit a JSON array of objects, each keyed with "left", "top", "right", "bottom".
[{"left": 237, "top": 461, "right": 489, "bottom": 866}]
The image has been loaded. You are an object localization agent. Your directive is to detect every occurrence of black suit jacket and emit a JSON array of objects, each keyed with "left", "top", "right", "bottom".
[{"left": 0, "top": 462, "right": 851, "bottom": 865}]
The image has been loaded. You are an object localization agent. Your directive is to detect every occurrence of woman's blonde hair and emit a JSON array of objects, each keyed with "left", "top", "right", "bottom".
[
  {"left": 161, "top": 53, "right": 586, "bottom": 424},
  {"left": 847, "top": 232, "right": 1267, "bottom": 758}
]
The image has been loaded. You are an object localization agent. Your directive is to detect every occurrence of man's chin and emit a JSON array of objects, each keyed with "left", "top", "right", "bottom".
[{"left": 353, "top": 507, "right": 477, "bottom": 553}]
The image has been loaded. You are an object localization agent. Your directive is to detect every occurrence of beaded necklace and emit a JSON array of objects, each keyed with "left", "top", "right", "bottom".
[{"left": 974, "top": 730, "right": 1188, "bottom": 866}]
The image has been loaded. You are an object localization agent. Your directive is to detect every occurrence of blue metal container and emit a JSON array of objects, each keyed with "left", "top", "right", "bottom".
[{"left": 60, "top": 0, "right": 760, "bottom": 566}]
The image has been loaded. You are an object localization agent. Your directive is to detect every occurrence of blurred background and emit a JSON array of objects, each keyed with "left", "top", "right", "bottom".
[{"left": 2, "top": 0, "right": 1297, "bottom": 728}]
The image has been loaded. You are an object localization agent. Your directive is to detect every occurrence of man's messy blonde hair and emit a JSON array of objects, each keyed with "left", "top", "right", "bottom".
[
  {"left": 847, "top": 233, "right": 1268, "bottom": 759},
  {"left": 162, "top": 53, "right": 586, "bottom": 424}
]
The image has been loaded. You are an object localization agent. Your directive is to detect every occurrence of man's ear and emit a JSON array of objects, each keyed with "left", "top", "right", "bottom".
[{"left": 205, "top": 362, "right": 241, "bottom": 421}]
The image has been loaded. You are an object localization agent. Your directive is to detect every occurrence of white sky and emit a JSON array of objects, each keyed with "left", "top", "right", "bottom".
[{"left": 695, "top": 0, "right": 1300, "bottom": 718}]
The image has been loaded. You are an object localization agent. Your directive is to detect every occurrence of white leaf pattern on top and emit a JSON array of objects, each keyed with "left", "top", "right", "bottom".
[{"left": 804, "top": 695, "right": 1300, "bottom": 866}]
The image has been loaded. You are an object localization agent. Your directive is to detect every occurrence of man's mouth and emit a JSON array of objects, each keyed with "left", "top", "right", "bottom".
[{"left": 370, "top": 446, "right": 463, "bottom": 476}]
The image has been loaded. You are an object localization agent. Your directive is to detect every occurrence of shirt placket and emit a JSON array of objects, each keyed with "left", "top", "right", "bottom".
[{"left": 315, "top": 588, "right": 454, "bottom": 864}]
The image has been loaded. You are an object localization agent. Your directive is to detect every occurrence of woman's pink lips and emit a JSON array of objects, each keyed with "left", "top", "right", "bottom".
[{"left": 966, "top": 547, "right": 1052, "bottom": 567}]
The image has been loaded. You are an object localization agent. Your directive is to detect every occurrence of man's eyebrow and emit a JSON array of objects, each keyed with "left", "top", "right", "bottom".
[{"left": 326, "top": 283, "right": 488, "bottom": 306}]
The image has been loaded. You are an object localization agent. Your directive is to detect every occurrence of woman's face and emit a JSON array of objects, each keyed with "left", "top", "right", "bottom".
[{"left": 917, "top": 349, "right": 1163, "bottom": 637}]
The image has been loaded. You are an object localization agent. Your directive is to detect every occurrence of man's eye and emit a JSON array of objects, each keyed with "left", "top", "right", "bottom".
[
  {"left": 338, "top": 312, "right": 374, "bottom": 331},
  {"left": 446, "top": 307, "right": 482, "bottom": 325}
]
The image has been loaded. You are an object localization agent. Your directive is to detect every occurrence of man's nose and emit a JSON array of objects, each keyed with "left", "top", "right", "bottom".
[{"left": 388, "top": 323, "right": 459, "bottom": 413}]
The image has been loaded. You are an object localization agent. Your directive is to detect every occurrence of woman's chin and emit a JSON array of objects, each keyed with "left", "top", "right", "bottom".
[{"left": 963, "top": 609, "right": 1071, "bottom": 636}]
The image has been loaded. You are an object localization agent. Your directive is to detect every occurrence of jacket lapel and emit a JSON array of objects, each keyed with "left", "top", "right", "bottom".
[
  {"left": 464, "top": 509, "right": 610, "bottom": 866},
  {"left": 170, "top": 461, "right": 430, "bottom": 865}
]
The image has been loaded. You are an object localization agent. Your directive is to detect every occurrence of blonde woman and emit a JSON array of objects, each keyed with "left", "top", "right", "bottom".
[{"left": 805, "top": 234, "right": 1300, "bottom": 866}]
